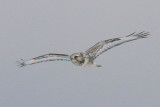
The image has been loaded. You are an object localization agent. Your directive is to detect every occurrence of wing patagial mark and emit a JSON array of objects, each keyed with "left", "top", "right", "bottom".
[{"left": 33, "top": 53, "right": 69, "bottom": 60}]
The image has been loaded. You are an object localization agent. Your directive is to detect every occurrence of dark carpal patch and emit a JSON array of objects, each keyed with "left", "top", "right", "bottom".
[{"left": 105, "top": 38, "right": 121, "bottom": 43}]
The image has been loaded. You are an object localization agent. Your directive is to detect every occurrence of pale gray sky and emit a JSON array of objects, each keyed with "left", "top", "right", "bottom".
[{"left": 0, "top": 0, "right": 160, "bottom": 107}]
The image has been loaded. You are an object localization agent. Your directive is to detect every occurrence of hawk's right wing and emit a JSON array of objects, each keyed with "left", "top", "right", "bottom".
[{"left": 17, "top": 53, "right": 70, "bottom": 67}]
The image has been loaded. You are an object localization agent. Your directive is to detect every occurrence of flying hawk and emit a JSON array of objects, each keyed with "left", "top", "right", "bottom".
[{"left": 17, "top": 31, "right": 150, "bottom": 67}]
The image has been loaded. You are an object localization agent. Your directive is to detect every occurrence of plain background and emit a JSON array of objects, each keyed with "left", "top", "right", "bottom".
[{"left": 0, "top": 0, "right": 160, "bottom": 107}]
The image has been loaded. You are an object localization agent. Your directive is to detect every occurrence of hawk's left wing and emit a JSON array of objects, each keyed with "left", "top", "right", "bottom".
[
  {"left": 85, "top": 31, "right": 150, "bottom": 59},
  {"left": 17, "top": 53, "right": 70, "bottom": 67}
]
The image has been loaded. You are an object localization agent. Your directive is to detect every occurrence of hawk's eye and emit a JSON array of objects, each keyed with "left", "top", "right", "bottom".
[{"left": 74, "top": 56, "right": 78, "bottom": 59}]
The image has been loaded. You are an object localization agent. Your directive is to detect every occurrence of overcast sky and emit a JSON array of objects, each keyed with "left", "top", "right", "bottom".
[{"left": 0, "top": 0, "right": 160, "bottom": 107}]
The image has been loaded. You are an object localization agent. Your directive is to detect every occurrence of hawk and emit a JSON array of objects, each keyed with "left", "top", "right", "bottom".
[{"left": 17, "top": 31, "right": 150, "bottom": 67}]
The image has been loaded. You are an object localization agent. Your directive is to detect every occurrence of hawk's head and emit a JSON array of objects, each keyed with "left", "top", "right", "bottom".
[{"left": 70, "top": 52, "right": 85, "bottom": 66}]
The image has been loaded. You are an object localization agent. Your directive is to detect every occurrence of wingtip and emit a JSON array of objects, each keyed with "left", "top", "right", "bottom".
[
  {"left": 16, "top": 59, "right": 26, "bottom": 67},
  {"left": 139, "top": 31, "right": 150, "bottom": 36},
  {"left": 131, "top": 31, "right": 150, "bottom": 38}
]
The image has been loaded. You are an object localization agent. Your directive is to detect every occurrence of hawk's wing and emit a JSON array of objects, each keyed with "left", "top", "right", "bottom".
[
  {"left": 85, "top": 31, "right": 150, "bottom": 59},
  {"left": 17, "top": 53, "right": 70, "bottom": 67}
]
